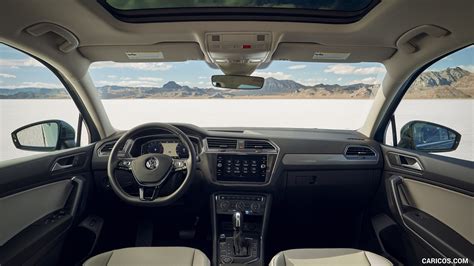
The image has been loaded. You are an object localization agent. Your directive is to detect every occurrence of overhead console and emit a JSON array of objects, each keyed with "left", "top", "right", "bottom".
[
  {"left": 203, "top": 138, "right": 278, "bottom": 184},
  {"left": 205, "top": 32, "right": 272, "bottom": 75}
]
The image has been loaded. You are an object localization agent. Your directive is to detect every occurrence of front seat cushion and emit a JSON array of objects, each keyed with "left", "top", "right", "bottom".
[
  {"left": 270, "top": 248, "right": 392, "bottom": 266},
  {"left": 83, "top": 246, "right": 210, "bottom": 266}
]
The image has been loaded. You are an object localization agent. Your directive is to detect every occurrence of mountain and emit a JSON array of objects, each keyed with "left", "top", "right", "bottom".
[
  {"left": 412, "top": 67, "right": 470, "bottom": 87},
  {"left": 1, "top": 67, "right": 472, "bottom": 99},
  {"left": 406, "top": 67, "right": 473, "bottom": 98},
  {"left": 162, "top": 81, "right": 182, "bottom": 90},
  {"left": 261, "top": 78, "right": 304, "bottom": 94},
  {"left": 0, "top": 88, "right": 68, "bottom": 99},
  {"left": 298, "top": 83, "right": 380, "bottom": 98}
]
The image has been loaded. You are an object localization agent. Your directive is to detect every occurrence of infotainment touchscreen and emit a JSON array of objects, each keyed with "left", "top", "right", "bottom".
[{"left": 216, "top": 154, "right": 267, "bottom": 182}]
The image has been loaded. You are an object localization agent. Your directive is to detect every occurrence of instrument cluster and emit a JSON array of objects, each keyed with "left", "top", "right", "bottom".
[
  {"left": 141, "top": 139, "right": 189, "bottom": 158},
  {"left": 129, "top": 135, "right": 200, "bottom": 159}
]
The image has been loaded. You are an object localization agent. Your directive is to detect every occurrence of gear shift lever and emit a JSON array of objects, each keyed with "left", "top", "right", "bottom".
[{"left": 232, "top": 211, "right": 244, "bottom": 255}]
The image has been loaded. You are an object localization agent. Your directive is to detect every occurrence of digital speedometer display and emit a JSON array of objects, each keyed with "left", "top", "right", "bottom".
[
  {"left": 142, "top": 140, "right": 164, "bottom": 154},
  {"left": 141, "top": 139, "right": 186, "bottom": 158}
]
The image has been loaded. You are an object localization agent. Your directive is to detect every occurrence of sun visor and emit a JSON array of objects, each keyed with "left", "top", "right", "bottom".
[
  {"left": 79, "top": 42, "right": 204, "bottom": 62},
  {"left": 272, "top": 43, "right": 396, "bottom": 63}
]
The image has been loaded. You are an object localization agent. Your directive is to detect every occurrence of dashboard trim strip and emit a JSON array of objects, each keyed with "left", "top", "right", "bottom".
[{"left": 283, "top": 153, "right": 379, "bottom": 165}]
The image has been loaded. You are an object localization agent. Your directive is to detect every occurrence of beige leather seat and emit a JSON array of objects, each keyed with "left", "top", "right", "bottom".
[
  {"left": 270, "top": 248, "right": 392, "bottom": 266},
  {"left": 83, "top": 247, "right": 210, "bottom": 266}
]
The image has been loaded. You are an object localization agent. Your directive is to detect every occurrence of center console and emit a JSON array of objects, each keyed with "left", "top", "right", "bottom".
[{"left": 212, "top": 193, "right": 271, "bottom": 266}]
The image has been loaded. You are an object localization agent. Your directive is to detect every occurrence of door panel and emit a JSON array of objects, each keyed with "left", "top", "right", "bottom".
[
  {"left": 0, "top": 179, "right": 73, "bottom": 246},
  {"left": 0, "top": 145, "right": 93, "bottom": 266},
  {"left": 402, "top": 179, "right": 473, "bottom": 243},
  {"left": 378, "top": 145, "right": 474, "bottom": 265}
]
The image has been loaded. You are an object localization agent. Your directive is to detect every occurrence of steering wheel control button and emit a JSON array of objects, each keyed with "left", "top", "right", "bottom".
[
  {"left": 118, "top": 160, "right": 132, "bottom": 170},
  {"left": 220, "top": 256, "right": 233, "bottom": 264},
  {"left": 173, "top": 160, "right": 187, "bottom": 171}
]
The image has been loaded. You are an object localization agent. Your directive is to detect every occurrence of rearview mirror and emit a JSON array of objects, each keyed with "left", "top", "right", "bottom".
[
  {"left": 211, "top": 75, "right": 264, "bottom": 90},
  {"left": 11, "top": 120, "right": 76, "bottom": 151},
  {"left": 398, "top": 120, "right": 461, "bottom": 152}
]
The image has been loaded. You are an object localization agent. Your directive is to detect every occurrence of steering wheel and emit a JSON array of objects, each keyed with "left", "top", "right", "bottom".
[{"left": 107, "top": 123, "right": 196, "bottom": 206}]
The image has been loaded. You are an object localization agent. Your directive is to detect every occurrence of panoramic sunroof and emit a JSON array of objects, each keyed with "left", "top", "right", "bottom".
[
  {"left": 100, "top": 0, "right": 379, "bottom": 23},
  {"left": 106, "top": 0, "right": 372, "bottom": 12}
]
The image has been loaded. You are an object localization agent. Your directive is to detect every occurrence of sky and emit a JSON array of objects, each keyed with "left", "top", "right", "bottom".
[{"left": 0, "top": 43, "right": 472, "bottom": 89}]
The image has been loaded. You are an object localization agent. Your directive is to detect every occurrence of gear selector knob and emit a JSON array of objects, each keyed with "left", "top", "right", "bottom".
[
  {"left": 232, "top": 211, "right": 245, "bottom": 256},
  {"left": 233, "top": 211, "right": 242, "bottom": 229}
]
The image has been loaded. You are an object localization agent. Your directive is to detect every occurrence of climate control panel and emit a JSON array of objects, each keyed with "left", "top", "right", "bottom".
[{"left": 215, "top": 194, "right": 266, "bottom": 216}]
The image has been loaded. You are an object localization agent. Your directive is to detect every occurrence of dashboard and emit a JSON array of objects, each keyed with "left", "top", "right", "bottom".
[{"left": 93, "top": 124, "right": 383, "bottom": 190}]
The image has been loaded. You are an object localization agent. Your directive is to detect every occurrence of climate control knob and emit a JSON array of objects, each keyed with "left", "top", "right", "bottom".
[
  {"left": 251, "top": 203, "right": 260, "bottom": 212},
  {"left": 219, "top": 201, "right": 230, "bottom": 210},
  {"left": 236, "top": 201, "right": 245, "bottom": 211}
]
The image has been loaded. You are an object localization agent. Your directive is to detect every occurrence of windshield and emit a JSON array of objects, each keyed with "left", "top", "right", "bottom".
[
  {"left": 89, "top": 61, "right": 386, "bottom": 129},
  {"left": 105, "top": 0, "right": 373, "bottom": 11}
]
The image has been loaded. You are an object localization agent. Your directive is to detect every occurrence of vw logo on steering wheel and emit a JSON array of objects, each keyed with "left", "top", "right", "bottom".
[{"left": 145, "top": 156, "right": 159, "bottom": 170}]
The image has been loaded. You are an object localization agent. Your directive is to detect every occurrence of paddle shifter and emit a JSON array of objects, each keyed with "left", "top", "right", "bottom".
[{"left": 232, "top": 211, "right": 247, "bottom": 256}]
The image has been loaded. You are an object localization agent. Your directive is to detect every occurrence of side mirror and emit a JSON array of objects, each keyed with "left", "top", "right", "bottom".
[
  {"left": 398, "top": 120, "right": 461, "bottom": 152},
  {"left": 11, "top": 120, "right": 76, "bottom": 151}
]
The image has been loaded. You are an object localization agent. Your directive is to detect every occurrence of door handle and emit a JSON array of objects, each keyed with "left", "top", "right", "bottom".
[
  {"left": 52, "top": 161, "right": 74, "bottom": 171},
  {"left": 387, "top": 152, "right": 424, "bottom": 172},
  {"left": 399, "top": 156, "right": 423, "bottom": 171},
  {"left": 50, "top": 153, "right": 85, "bottom": 172}
]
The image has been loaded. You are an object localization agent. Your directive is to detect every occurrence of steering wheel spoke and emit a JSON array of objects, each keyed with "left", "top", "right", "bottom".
[{"left": 138, "top": 185, "right": 160, "bottom": 201}]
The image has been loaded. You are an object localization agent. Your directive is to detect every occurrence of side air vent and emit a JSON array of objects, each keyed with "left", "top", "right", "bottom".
[
  {"left": 244, "top": 140, "right": 276, "bottom": 150},
  {"left": 98, "top": 141, "right": 126, "bottom": 156},
  {"left": 207, "top": 138, "right": 237, "bottom": 149},
  {"left": 344, "top": 145, "right": 377, "bottom": 159}
]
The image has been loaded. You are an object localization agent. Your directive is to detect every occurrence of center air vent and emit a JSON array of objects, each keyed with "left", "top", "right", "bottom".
[
  {"left": 244, "top": 140, "right": 275, "bottom": 150},
  {"left": 207, "top": 138, "right": 237, "bottom": 149},
  {"left": 344, "top": 145, "right": 376, "bottom": 159}
]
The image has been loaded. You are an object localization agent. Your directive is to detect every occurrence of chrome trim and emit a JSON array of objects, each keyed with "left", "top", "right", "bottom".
[{"left": 282, "top": 153, "right": 379, "bottom": 165}]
